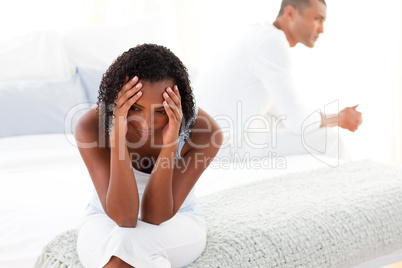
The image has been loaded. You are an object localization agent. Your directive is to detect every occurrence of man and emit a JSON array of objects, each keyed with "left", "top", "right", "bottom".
[{"left": 194, "top": 0, "right": 362, "bottom": 162}]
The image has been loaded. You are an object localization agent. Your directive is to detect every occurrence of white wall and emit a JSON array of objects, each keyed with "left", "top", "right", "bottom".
[
  {"left": 0, "top": 0, "right": 400, "bottom": 163},
  {"left": 291, "top": 0, "right": 399, "bottom": 162}
]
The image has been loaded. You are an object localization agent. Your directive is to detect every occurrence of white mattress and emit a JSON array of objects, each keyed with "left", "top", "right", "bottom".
[{"left": 0, "top": 134, "right": 400, "bottom": 268}]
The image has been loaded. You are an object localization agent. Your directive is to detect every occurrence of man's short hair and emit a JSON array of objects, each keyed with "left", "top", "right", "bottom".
[{"left": 277, "top": 0, "right": 326, "bottom": 16}]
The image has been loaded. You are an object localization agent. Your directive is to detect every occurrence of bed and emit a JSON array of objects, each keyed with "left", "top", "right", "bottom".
[
  {"left": 1, "top": 13, "right": 401, "bottom": 268},
  {"left": 0, "top": 133, "right": 323, "bottom": 267},
  {"left": 1, "top": 134, "right": 402, "bottom": 268}
]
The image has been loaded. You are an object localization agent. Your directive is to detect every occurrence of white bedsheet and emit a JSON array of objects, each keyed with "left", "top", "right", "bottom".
[{"left": 0, "top": 134, "right": 400, "bottom": 268}]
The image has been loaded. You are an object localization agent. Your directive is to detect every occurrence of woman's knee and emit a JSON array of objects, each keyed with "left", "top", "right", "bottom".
[{"left": 104, "top": 256, "right": 134, "bottom": 268}]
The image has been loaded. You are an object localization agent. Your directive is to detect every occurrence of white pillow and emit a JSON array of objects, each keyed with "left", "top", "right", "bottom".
[
  {"left": 77, "top": 67, "right": 105, "bottom": 105},
  {"left": 0, "top": 31, "right": 72, "bottom": 81},
  {"left": 62, "top": 12, "right": 182, "bottom": 71},
  {"left": 0, "top": 75, "right": 89, "bottom": 137}
]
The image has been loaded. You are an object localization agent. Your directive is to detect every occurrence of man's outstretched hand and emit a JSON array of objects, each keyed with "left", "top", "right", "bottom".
[{"left": 339, "top": 105, "right": 362, "bottom": 132}]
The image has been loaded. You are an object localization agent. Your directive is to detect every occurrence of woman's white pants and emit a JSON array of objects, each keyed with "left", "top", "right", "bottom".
[{"left": 77, "top": 212, "right": 206, "bottom": 268}]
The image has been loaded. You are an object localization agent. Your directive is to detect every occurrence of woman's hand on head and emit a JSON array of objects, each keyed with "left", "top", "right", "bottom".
[
  {"left": 162, "top": 85, "right": 183, "bottom": 147},
  {"left": 110, "top": 76, "right": 142, "bottom": 138}
]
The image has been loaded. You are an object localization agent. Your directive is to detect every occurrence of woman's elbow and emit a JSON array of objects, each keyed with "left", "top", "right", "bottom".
[
  {"left": 104, "top": 198, "right": 140, "bottom": 228},
  {"left": 140, "top": 212, "right": 173, "bottom": 226},
  {"left": 142, "top": 218, "right": 163, "bottom": 226},
  {"left": 113, "top": 218, "right": 138, "bottom": 228},
  {"left": 106, "top": 209, "right": 138, "bottom": 228}
]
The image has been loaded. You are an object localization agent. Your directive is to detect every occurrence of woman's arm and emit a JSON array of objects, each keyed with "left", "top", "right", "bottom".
[
  {"left": 74, "top": 77, "right": 143, "bottom": 227},
  {"left": 106, "top": 115, "right": 140, "bottom": 227},
  {"left": 140, "top": 107, "right": 223, "bottom": 225}
]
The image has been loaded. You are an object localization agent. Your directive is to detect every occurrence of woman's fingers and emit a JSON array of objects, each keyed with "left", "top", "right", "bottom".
[
  {"left": 163, "top": 101, "right": 174, "bottom": 119},
  {"left": 168, "top": 86, "right": 181, "bottom": 108},
  {"left": 123, "top": 75, "right": 129, "bottom": 84},
  {"left": 163, "top": 101, "right": 181, "bottom": 126},
  {"left": 122, "top": 82, "right": 142, "bottom": 102},
  {"left": 123, "top": 91, "right": 142, "bottom": 110},
  {"left": 116, "top": 81, "right": 142, "bottom": 107},
  {"left": 123, "top": 76, "right": 139, "bottom": 92},
  {"left": 117, "top": 76, "right": 140, "bottom": 100},
  {"left": 164, "top": 86, "right": 182, "bottom": 113},
  {"left": 163, "top": 87, "right": 182, "bottom": 121}
]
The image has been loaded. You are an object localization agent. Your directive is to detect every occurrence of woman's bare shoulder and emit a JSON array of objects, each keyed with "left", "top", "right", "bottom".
[
  {"left": 73, "top": 105, "right": 101, "bottom": 144},
  {"left": 183, "top": 107, "right": 222, "bottom": 152},
  {"left": 193, "top": 107, "right": 219, "bottom": 133}
]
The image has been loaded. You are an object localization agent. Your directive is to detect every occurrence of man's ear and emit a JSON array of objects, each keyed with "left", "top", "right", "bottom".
[{"left": 283, "top": 5, "right": 297, "bottom": 21}]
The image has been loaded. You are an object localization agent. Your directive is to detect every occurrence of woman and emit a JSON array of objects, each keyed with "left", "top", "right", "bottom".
[{"left": 74, "top": 44, "right": 222, "bottom": 268}]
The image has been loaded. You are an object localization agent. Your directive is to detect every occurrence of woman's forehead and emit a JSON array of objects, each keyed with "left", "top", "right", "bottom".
[
  {"left": 135, "top": 79, "right": 174, "bottom": 107},
  {"left": 139, "top": 79, "right": 174, "bottom": 90}
]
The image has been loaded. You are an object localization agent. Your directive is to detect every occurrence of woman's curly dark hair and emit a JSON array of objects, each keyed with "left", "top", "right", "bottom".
[{"left": 97, "top": 44, "right": 195, "bottom": 138}]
